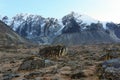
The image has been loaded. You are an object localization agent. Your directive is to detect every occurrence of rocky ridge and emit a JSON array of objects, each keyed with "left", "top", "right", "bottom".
[{"left": 1, "top": 12, "right": 120, "bottom": 45}]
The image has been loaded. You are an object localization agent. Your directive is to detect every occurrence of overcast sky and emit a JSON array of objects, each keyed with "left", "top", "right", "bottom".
[{"left": 0, "top": 0, "right": 120, "bottom": 23}]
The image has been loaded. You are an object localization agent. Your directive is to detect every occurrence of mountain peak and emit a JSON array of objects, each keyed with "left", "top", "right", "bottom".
[
  {"left": 63, "top": 12, "right": 99, "bottom": 25},
  {"left": 13, "top": 13, "right": 44, "bottom": 21}
]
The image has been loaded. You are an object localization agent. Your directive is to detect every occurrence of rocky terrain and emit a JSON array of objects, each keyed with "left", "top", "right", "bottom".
[{"left": 0, "top": 43, "right": 120, "bottom": 80}]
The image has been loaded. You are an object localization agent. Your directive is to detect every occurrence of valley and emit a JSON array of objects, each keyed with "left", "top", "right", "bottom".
[
  {"left": 0, "top": 43, "right": 120, "bottom": 80},
  {"left": 0, "top": 12, "right": 120, "bottom": 80}
]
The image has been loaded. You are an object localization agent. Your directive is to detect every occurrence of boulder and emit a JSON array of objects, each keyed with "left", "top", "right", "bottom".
[
  {"left": 2, "top": 73, "right": 20, "bottom": 80},
  {"left": 45, "top": 59, "right": 55, "bottom": 67},
  {"left": 18, "top": 56, "right": 45, "bottom": 71},
  {"left": 97, "top": 58, "right": 120, "bottom": 80}
]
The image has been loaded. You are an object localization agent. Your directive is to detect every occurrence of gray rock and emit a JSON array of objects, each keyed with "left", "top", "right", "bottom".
[
  {"left": 2, "top": 73, "right": 20, "bottom": 80},
  {"left": 97, "top": 58, "right": 120, "bottom": 80},
  {"left": 18, "top": 56, "right": 45, "bottom": 71},
  {"left": 45, "top": 59, "right": 55, "bottom": 67}
]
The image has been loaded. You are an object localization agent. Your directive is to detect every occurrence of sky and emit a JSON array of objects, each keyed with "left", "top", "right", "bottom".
[{"left": 0, "top": 0, "right": 120, "bottom": 23}]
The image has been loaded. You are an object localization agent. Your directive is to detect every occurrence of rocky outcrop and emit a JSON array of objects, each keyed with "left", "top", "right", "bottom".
[
  {"left": 38, "top": 45, "right": 68, "bottom": 59},
  {"left": 18, "top": 56, "right": 45, "bottom": 71},
  {"left": 2, "top": 73, "right": 20, "bottom": 80},
  {"left": 62, "top": 13, "right": 81, "bottom": 33},
  {"left": 106, "top": 22, "right": 120, "bottom": 42},
  {"left": 97, "top": 58, "right": 120, "bottom": 80}
]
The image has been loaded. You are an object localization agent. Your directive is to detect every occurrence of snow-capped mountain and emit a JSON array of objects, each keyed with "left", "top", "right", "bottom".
[
  {"left": 1, "top": 12, "right": 120, "bottom": 45},
  {"left": 1, "top": 13, "right": 64, "bottom": 44}
]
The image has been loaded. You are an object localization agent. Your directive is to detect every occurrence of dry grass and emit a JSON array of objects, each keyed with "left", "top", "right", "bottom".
[{"left": 0, "top": 43, "right": 120, "bottom": 80}]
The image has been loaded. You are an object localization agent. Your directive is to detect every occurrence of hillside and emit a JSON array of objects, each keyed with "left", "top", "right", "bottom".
[{"left": 0, "top": 20, "right": 27, "bottom": 47}]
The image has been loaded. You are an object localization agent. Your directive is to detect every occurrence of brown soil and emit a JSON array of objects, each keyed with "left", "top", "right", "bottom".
[{"left": 0, "top": 43, "right": 120, "bottom": 80}]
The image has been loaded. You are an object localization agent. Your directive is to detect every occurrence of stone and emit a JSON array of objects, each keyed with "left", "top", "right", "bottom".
[
  {"left": 45, "top": 59, "right": 55, "bottom": 67},
  {"left": 97, "top": 58, "right": 120, "bottom": 80},
  {"left": 2, "top": 73, "right": 20, "bottom": 80},
  {"left": 18, "top": 56, "right": 45, "bottom": 71}
]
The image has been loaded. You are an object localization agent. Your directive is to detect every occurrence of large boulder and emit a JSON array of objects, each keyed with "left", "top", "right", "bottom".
[
  {"left": 18, "top": 56, "right": 45, "bottom": 71},
  {"left": 97, "top": 58, "right": 120, "bottom": 80}
]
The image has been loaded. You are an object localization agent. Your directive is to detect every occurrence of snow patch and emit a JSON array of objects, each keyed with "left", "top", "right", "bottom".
[
  {"left": 12, "top": 21, "right": 23, "bottom": 31},
  {"left": 72, "top": 12, "right": 98, "bottom": 25},
  {"left": 102, "top": 22, "right": 107, "bottom": 29}
]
